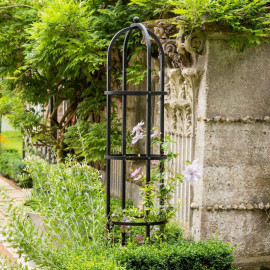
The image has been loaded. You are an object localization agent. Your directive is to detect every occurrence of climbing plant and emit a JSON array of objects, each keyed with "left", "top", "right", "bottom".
[{"left": 131, "top": 0, "right": 270, "bottom": 50}]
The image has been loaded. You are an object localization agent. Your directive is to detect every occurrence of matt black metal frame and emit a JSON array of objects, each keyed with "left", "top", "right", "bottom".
[{"left": 105, "top": 17, "right": 167, "bottom": 245}]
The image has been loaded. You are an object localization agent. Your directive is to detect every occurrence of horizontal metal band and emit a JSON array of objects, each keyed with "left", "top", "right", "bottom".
[
  {"left": 105, "top": 154, "right": 167, "bottom": 161},
  {"left": 104, "top": 91, "right": 167, "bottom": 96},
  {"left": 112, "top": 220, "right": 166, "bottom": 226}
]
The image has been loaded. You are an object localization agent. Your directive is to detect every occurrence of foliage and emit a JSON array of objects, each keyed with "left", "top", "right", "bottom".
[
  {"left": 0, "top": 92, "right": 24, "bottom": 130},
  {"left": 0, "top": 0, "right": 157, "bottom": 158},
  {"left": 112, "top": 239, "right": 236, "bottom": 270},
  {"left": 0, "top": 155, "right": 236, "bottom": 269},
  {"left": 0, "top": 149, "right": 30, "bottom": 187},
  {"left": 129, "top": 0, "right": 173, "bottom": 17},
  {"left": 63, "top": 115, "right": 127, "bottom": 167},
  {"left": 132, "top": 0, "right": 270, "bottom": 50},
  {"left": 0, "top": 254, "right": 28, "bottom": 270},
  {"left": 0, "top": 156, "right": 106, "bottom": 269},
  {"left": 61, "top": 247, "right": 126, "bottom": 270}
]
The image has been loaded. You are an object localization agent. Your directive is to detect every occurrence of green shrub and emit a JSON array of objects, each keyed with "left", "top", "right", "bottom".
[
  {"left": 61, "top": 247, "right": 125, "bottom": 270},
  {"left": 0, "top": 149, "right": 31, "bottom": 187},
  {"left": 113, "top": 239, "right": 236, "bottom": 270},
  {"left": 60, "top": 238, "right": 236, "bottom": 270}
]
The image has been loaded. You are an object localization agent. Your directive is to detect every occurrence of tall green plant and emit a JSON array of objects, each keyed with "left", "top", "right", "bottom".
[
  {"left": 0, "top": 156, "right": 107, "bottom": 269},
  {"left": 63, "top": 117, "right": 125, "bottom": 167}
]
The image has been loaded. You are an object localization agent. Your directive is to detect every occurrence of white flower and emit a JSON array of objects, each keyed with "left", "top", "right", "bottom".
[
  {"left": 133, "top": 174, "right": 142, "bottom": 181},
  {"left": 131, "top": 121, "right": 144, "bottom": 136},
  {"left": 182, "top": 160, "right": 201, "bottom": 185},
  {"left": 131, "top": 121, "right": 144, "bottom": 144},
  {"left": 131, "top": 131, "right": 144, "bottom": 144}
]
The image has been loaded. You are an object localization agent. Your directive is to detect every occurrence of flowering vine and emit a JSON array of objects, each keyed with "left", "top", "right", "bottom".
[{"left": 113, "top": 121, "right": 202, "bottom": 243}]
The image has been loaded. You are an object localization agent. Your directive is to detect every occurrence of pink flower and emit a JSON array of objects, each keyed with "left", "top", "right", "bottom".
[
  {"left": 135, "top": 234, "right": 144, "bottom": 244},
  {"left": 138, "top": 203, "right": 143, "bottom": 211},
  {"left": 182, "top": 160, "right": 201, "bottom": 185},
  {"left": 121, "top": 225, "right": 129, "bottom": 230},
  {"left": 151, "top": 129, "right": 159, "bottom": 138},
  {"left": 131, "top": 121, "right": 144, "bottom": 144},
  {"left": 131, "top": 168, "right": 142, "bottom": 181},
  {"left": 126, "top": 231, "right": 130, "bottom": 237},
  {"left": 131, "top": 168, "right": 141, "bottom": 178},
  {"left": 131, "top": 121, "right": 144, "bottom": 136},
  {"left": 131, "top": 132, "right": 144, "bottom": 144},
  {"left": 133, "top": 174, "right": 142, "bottom": 181}
]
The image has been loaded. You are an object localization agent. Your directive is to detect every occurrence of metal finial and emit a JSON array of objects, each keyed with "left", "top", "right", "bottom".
[{"left": 133, "top": 17, "right": 139, "bottom": 23}]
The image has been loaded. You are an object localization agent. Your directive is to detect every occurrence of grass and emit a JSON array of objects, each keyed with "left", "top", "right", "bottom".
[{"left": 0, "top": 131, "right": 22, "bottom": 156}]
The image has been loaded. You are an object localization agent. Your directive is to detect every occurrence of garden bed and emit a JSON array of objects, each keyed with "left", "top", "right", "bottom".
[{"left": 0, "top": 157, "right": 237, "bottom": 270}]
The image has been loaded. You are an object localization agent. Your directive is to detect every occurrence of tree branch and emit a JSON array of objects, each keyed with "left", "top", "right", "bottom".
[
  {"left": 0, "top": 4, "right": 33, "bottom": 9},
  {"left": 58, "top": 101, "right": 77, "bottom": 127},
  {"left": 59, "top": 109, "right": 77, "bottom": 134}
]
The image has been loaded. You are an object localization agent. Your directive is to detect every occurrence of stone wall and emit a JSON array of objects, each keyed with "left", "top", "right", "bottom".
[
  {"left": 146, "top": 20, "right": 270, "bottom": 263},
  {"left": 193, "top": 36, "right": 270, "bottom": 259}
]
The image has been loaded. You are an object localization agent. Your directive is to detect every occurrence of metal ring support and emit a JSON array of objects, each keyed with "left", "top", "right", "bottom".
[
  {"left": 104, "top": 91, "right": 167, "bottom": 96},
  {"left": 112, "top": 220, "right": 166, "bottom": 226}
]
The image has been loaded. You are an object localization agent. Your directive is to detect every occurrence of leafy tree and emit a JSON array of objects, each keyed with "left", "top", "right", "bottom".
[{"left": 0, "top": 0, "right": 155, "bottom": 160}]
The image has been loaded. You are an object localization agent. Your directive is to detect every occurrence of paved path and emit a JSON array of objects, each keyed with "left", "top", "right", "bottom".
[{"left": 0, "top": 175, "right": 37, "bottom": 269}]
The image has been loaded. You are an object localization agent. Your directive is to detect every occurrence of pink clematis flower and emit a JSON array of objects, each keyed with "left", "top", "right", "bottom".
[
  {"left": 131, "top": 121, "right": 144, "bottom": 135},
  {"left": 135, "top": 234, "right": 144, "bottom": 244},
  {"left": 182, "top": 160, "right": 201, "bottom": 185},
  {"left": 151, "top": 129, "right": 159, "bottom": 138},
  {"left": 131, "top": 168, "right": 141, "bottom": 178},
  {"left": 131, "top": 168, "right": 142, "bottom": 181},
  {"left": 133, "top": 174, "right": 142, "bottom": 181},
  {"left": 132, "top": 132, "right": 144, "bottom": 144},
  {"left": 131, "top": 121, "right": 144, "bottom": 144}
]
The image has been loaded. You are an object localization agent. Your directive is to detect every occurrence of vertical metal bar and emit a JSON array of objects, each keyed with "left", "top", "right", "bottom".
[
  {"left": 121, "top": 30, "right": 131, "bottom": 246},
  {"left": 145, "top": 25, "right": 152, "bottom": 241},
  {"left": 159, "top": 35, "right": 165, "bottom": 211},
  {"left": 122, "top": 31, "right": 131, "bottom": 209},
  {"left": 131, "top": 19, "right": 153, "bottom": 240},
  {"left": 106, "top": 44, "right": 112, "bottom": 232},
  {"left": 106, "top": 26, "right": 134, "bottom": 235},
  {"left": 147, "top": 29, "right": 166, "bottom": 218}
]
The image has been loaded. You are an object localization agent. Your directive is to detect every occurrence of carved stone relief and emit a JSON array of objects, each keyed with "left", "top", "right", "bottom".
[
  {"left": 144, "top": 19, "right": 205, "bottom": 137},
  {"left": 145, "top": 19, "right": 206, "bottom": 68},
  {"left": 164, "top": 68, "right": 203, "bottom": 136}
]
